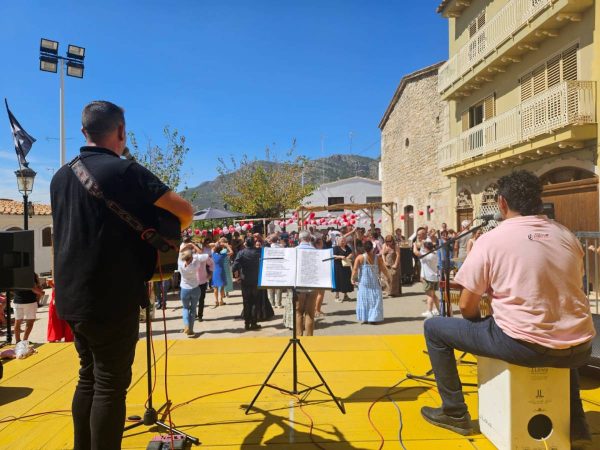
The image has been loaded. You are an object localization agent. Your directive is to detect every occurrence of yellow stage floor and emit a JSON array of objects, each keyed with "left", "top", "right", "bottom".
[{"left": 1, "top": 335, "right": 599, "bottom": 449}]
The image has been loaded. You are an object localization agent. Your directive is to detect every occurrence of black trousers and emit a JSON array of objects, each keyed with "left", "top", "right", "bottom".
[
  {"left": 197, "top": 282, "right": 207, "bottom": 319},
  {"left": 68, "top": 312, "right": 139, "bottom": 450},
  {"left": 241, "top": 284, "right": 260, "bottom": 326}
]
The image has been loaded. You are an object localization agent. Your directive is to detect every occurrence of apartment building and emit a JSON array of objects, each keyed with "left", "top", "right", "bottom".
[{"left": 437, "top": 0, "right": 598, "bottom": 232}]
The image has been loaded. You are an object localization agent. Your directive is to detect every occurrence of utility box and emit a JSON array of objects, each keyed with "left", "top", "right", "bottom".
[{"left": 477, "top": 356, "right": 570, "bottom": 450}]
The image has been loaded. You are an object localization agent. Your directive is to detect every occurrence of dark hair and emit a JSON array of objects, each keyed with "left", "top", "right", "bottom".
[
  {"left": 82, "top": 100, "right": 125, "bottom": 141},
  {"left": 497, "top": 170, "right": 543, "bottom": 216},
  {"left": 363, "top": 240, "right": 374, "bottom": 252},
  {"left": 245, "top": 237, "right": 255, "bottom": 248},
  {"left": 182, "top": 236, "right": 192, "bottom": 244},
  {"left": 423, "top": 240, "right": 434, "bottom": 251}
]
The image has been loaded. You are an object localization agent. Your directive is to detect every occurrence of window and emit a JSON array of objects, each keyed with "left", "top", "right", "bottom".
[
  {"left": 462, "top": 94, "right": 495, "bottom": 131},
  {"left": 469, "top": 11, "right": 486, "bottom": 38},
  {"left": 328, "top": 197, "right": 344, "bottom": 211},
  {"left": 42, "top": 226, "right": 52, "bottom": 247},
  {"left": 366, "top": 196, "right": 382, "bottom": 204},
  {"left": 405, "top": 138, "right": 410, "bottom": 148},
  {"left": 520, "top": 45, "right": 579, "bottom": 101},
  {"left": 468, "top": 11, "right": 487, "bottom": 61}
]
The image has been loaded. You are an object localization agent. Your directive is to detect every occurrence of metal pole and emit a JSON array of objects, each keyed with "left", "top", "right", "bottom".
[
  {"left": 23, "top": 193, "right": 29, "bottom": 231},
  {"left": 59, "top": 59, "right": 66, "bottom": 167}
]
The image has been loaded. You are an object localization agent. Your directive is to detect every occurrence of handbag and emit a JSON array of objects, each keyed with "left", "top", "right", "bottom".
[{"left": 69, "top": 156, "right": 180, "bottom": 282}]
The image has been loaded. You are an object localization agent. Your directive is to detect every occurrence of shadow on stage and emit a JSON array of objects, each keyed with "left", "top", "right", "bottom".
[{"left": 0, "top": 386, "right": 33, "bottom": 407}]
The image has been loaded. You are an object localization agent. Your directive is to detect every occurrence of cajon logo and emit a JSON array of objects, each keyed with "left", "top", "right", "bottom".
[
  {"left": 536, "top": 389, "right": 544, "bottom": 399},
  {"left": 528, "top": 232, "right": 550, "bottom": 241},
  {"left": 530, "top": 368, "right": 548, "bottom": 375}
]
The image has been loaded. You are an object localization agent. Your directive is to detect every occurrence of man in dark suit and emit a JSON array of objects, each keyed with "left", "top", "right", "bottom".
[{"left": 232, "top": 237, "right": 262, "bottom": 330}]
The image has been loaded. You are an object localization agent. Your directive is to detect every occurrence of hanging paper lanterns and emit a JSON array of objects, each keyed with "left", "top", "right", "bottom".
[
  {"left": 409, "top": 213, "right": 414, "bottom": 218},
  {"left": 240, "top": 221, "right": 245, "bottom": 226},
  {"left": 223, "top": 228, "right": 230, "bottom": 235},
  {"left": 429, "top": 208, "right": 434, "bottom": 214},
  {"left": 194, "top": 229, "right": 200, "bottom": 235},
  {"left": 235, "top": 225, "right": 242, "bottom": 232},
  {"left": 241, "top": 224, "right": 249, "bottom": 231},
  {"left": 400, "top": 215, "right": 405, "bottom": 220},
  {"left": 201, "top": 230, "right": 208, "bottom": 236},
  {"left": 418, "top": 210, "right": 424, "bottom": 216}
]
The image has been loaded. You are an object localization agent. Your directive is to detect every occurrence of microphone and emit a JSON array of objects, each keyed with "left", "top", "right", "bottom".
[
  {"left": 122, "top": 146, "right": 135, "bottom": 161},
  {"left": 477, "top": 212, "right": 503, "bottom": 222}
]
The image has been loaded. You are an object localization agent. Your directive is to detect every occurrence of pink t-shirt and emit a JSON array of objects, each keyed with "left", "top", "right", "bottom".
[
  {"left": 195, "top": 253, "right": 214, "bottom": 285},
  {"left": 454, "top": 215, "right": 595, "bottom": 349}
]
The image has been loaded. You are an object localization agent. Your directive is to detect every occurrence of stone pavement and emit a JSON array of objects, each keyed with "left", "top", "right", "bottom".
[{"left": 16, "top": 282, "right": 439, "bottom": 344}]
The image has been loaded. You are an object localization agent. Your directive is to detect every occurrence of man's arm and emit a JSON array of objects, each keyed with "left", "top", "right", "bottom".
[
  {"left": 154, "top": 191, "right": 193, "bottom": 230},
  {"left": 458, "top": 287, "right": 481, "bottom": 320}
]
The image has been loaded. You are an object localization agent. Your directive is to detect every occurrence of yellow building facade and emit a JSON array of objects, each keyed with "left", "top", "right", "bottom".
[{"left": 437, "top": 0, "right": 599, "bottom": 232}]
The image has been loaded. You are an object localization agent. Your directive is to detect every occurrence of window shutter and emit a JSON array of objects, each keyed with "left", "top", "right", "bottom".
[
  {"left": 484, "top": 95, "right": 495, "bottom": 120},
  {"left": 461, "top": 110, "right": 469, "bottom": 131},
  {"left": 520, "top": 73, "right": 533, "bottom": 101},
  {"left": 532, "top": 66, "right": 546, "bottom": 96},
  {"left": 562, "top": 45, "right": 578, "bottom": 81},
  {"left": 546, "top": 55, "right": 561, "bottom": 87},
  {"left": 477, "top": 12, "right": 486, "bottom": 30},
  {"left": 469, "top": 20, "right": 477, "bottom": 38}
]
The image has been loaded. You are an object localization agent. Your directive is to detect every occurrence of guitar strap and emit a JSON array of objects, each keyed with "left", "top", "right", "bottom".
[{"left": 69, "top": 155, "right": 174, "bottom": 253}]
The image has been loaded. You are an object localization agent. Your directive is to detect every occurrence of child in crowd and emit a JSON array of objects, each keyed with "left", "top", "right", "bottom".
[{"left": 420, "top": 241, "right": 440, "bottom": 319}]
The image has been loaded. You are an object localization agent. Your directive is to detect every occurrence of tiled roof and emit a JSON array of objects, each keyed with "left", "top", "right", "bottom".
[
  {"left": 0, "top": 199, "right": 52, "bottom": 215},
  {"left": 437, "top": 0, "right": 451, "bottom": 13}
]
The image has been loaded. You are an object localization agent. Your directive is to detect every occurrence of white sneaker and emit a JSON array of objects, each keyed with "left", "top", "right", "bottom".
[
  {"left": 432, "top": 309, "right": 440, "bottom": 316},
  {"left": 421, "top": 311, "right": 434, "bottom": 319}
]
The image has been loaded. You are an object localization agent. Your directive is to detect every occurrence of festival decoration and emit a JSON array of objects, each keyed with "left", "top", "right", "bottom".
[{"left": 194, "top": 229, "right": 200, "bottom": 235}]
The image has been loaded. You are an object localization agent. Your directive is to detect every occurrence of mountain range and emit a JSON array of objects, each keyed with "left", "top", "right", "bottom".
[{"left": 182, "top": 154, "right": 379, "bottom": 210}]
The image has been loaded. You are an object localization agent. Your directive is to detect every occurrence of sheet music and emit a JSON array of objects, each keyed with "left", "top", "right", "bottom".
[
  {"left": 259, "top": 247, "right": 296, "bottom": 287},
  {"left": 295, "top": 248, "right": 335, "bottom": 289}
]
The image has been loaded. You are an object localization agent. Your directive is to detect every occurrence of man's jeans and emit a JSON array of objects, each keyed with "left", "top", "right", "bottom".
[
  {"left": 424, "top": 316, "right": 590, "bottom": 419},
  {"left": 180, "top": 287, "right": 200, "bottom": 329},
  {"left": 68, "top": 312, "right": 139, "bottom": 450}
]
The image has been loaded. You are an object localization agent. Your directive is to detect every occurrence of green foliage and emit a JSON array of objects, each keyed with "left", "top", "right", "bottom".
[
  {"left": 217, "top": 142, "right": 315, "bottom": 218},
  {"left": 128, "top": 126, "right": 191, "bottom": 195}
]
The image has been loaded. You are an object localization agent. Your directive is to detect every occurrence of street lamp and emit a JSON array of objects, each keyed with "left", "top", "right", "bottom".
[
  {"left": 15, "top": 167, "right": 37, "bottom": 230},
  {"left": 39, "top": 38, "right": 86, "bottom": 167}
]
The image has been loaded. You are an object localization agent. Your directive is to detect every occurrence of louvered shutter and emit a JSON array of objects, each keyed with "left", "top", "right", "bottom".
[
  {"left": 483, "top": 95, "right": 495, "bottom": 120},
  {"left": 532, "top": 66, "right": 546, "bottom": 96},
  {"left": 562, "top": 45, "right": 578, "bottom": 81},
  {"left": 477, "top": 12, "right": 486, "bottom": 30},
  {"left": 520, "top": 74, "right": 533, "bottom": 101},
  {"left": 469, "top": 20, "right": 477, "bottom": 38},
  {"left": 461, "top": 110, "right": 469, "bottom": 131},
  {"left": 546, "top": 55, "right": 561, "bottom": 87}
]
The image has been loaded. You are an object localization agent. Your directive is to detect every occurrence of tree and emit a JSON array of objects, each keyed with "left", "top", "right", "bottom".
[
  {"left": 217, "top": 142, "right": 314, "bottom": 218},
  {"left": 128, "top": 126, "right": 191, "bottom": 193}
]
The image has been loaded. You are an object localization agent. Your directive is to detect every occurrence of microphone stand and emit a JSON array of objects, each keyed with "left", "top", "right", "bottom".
[{"left": 406, "top": 218, "right": 492, "bottom": 386}]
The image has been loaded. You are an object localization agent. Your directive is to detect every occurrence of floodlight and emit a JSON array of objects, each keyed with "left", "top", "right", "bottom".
[
  {"left": 66, "top": 61, "right": 84, "bottom": 78},
  {"left": 39, "top": 55, "right": 58, "bottom": 73},
  {"left": 67, "top": 44, "right": 85, "bottom": 61},
  {"left": 40, "top": 38, "right": 59, "bottom": 55}
]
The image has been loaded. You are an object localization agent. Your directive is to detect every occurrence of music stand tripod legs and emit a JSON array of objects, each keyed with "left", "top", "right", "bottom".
[
  {"left": 124, "top": 304, "right": 200, "bottom": 445},
  {"left": 245, "top": 289, "right": 345, "bottom": 414}
]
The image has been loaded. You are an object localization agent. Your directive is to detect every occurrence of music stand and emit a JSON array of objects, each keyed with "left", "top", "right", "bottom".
[
  {"left": 124, "top": 303, "right": 200, "bottom": 445},
  {"left": 245, "top": 288, "right": 345, "bottom": 414}
]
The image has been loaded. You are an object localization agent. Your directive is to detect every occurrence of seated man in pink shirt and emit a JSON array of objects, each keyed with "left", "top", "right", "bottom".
[{"left": 421, "top": 171, "right": 595, "bottom": 448}]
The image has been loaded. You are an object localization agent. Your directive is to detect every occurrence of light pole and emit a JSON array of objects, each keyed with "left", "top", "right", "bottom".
[
  {"left": 15, "top": 167, "right": 37, "bottom": 230},
  {"left": 39, "top": 38, "right": 86, "bottom": 167}
]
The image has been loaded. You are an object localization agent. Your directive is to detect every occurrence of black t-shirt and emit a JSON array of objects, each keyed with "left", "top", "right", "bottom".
[
  {"left": 13, "top": 289, "right": 37, "bottom": 304},
  {"left": 50, "top": 147, "right": 169, "bottom": 321}
]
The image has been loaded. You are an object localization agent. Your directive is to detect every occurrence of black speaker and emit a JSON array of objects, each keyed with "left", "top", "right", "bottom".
[
  {"left": 400, "top": 247, "right": 414, "bottom": 284},
  {"left": 0, "top": 230, "right": 34, "bottom": 290}
]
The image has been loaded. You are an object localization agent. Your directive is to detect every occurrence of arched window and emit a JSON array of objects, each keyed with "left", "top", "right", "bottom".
[
  {"left": 6, "top": 226, "right": 22, "bottom": 231},
  {"left": 540, "top": 167, "right": 596, "bottom": 185}
]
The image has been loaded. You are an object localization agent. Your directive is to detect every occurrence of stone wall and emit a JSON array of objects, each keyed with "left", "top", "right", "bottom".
[{"left": 380, "top": 70, "right": 451, "bottom": 236}]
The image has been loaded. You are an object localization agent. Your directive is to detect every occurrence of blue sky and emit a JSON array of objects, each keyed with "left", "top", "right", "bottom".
[{"left": 0, "top": 0, "right": 447, "bottom": 203}]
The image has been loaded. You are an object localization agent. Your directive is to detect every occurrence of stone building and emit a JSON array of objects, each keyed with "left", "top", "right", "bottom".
[{"left": 379, "top": 62, "right": 451, "bottom": 237}]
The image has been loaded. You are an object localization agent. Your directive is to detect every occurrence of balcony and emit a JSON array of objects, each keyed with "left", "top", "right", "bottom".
[
  {"left": 438, "top": 0, "right": 593, "bottom": 96},
  {"left": 438, "top": 81, "right": 596, "bottom": 170}
]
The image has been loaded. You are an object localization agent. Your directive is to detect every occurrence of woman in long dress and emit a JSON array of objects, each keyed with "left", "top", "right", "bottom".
[
  {"left": 218, "top": 237, "right": 235, "bottom": 296},
  {"left": 381, "top": 235, "right": 401, "bottom": 297},
  {"left": 352, "top": 240, "right": 390, "bottom": 324},
  {"left": 332, "top": 237, "right": 354, "bottom": 303}
]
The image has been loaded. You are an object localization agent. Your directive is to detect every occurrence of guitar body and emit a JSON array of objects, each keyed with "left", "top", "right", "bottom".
[{"left": 148, "top": 208, "right": 181, "bottom": 282}]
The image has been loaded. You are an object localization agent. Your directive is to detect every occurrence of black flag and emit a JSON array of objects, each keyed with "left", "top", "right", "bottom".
[{"left": 5, "top": 99, "right": 36, "bottom": 167}]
